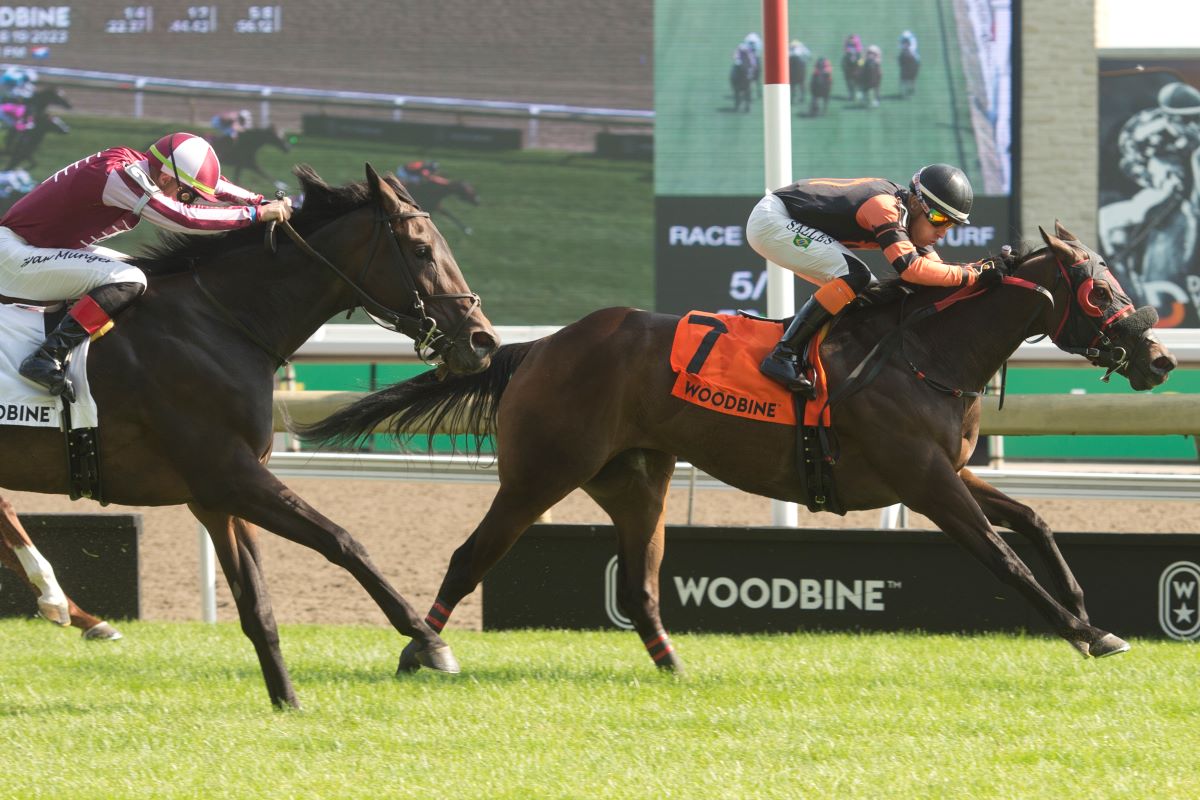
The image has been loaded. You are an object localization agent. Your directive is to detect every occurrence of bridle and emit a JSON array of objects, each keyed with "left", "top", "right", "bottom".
[
  {"left": 1041, "top": 245, "right": 1135, "bottom": 379},
  {"left": 273, "top": 202, "right": 482, "bottom": 364}
]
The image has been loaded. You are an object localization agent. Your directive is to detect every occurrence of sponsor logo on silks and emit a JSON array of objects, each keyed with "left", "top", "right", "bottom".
[
  {"left": 672, "top": 574, "right": 897, "bottom": 611},
  {"left": 1159, "top": 561, "right": 1200, "bottom": 640},
  {"left": 604, "top": 556, "right": 634, "bottom": 630},
  {"left": 792, "top": 233, "right": 813, "bottom": 249},
  {"left": 680, "top": 378, "right": 781, "bottom": 420}
]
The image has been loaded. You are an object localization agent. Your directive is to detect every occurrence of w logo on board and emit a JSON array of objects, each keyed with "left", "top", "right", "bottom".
[{"left": 1159, "top": 561, "right": 1200, "bottom": 640}]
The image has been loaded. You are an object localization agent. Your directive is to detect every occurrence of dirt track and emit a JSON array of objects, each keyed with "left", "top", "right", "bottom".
[{"left": 5, "top": 470, "right": 1196, "bottom": 632}]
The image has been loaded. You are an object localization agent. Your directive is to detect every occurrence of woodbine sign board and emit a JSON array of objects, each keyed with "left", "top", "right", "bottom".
[{"left": 483, "top": 525, "right": 1200, "bottom": 641}]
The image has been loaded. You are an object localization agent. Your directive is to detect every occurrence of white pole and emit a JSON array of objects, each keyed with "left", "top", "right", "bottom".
[
  {"left": 198, "top": 524, "right": 217, "bottom": 622},
  {"left": 762, "top": 0, "right": 798, "bottom": 527}
]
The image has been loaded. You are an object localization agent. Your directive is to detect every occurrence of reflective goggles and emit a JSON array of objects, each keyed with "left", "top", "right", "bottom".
[{"left": 916, "top": 192, "right": 954, "bottom": 227}]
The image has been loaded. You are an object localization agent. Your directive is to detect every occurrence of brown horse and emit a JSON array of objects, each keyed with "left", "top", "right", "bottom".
[
  {"left": 0, "top": 164, "right": 498, "bottom": 707},
  {"left": 408, "top": 176, "right": 479, "bottom": 236},
  {"left": 302, "top": 223, "right": 1177, "bottom": 673},
  {"left": 208, "top": 125, "right": 291, "bottom": 187},
  {"left": 0, "top": 493, "right": 121, "bottom": 639}
]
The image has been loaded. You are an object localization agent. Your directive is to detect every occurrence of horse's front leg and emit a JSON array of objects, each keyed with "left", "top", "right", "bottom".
[
  {"left": 211, "top": 464, "right": 459, "bottom": 675},
  {"left": 900, "top": 460, "right": 1128, "bottom": 658},
  {"left": 189, "top": 505, "right": 297, "bottom": 709},
  {"left": 959, "top": 467, "right": 1089, "bottom": 622},
  {"left": 0, "top": 494, "right": 68, "bottom": 625}
]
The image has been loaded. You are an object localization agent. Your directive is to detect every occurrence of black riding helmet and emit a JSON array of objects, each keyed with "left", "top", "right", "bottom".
[{"left": 910, "top": 163, "right": 973, "bottom": 225}]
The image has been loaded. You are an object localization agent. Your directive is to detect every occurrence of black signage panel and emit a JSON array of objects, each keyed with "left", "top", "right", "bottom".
[
  {"left": 0, "top": 514, "right": 141, "bottom": 621},
  {"left": 483, "top": 525, "right": 1200, "bottom": 641},
  {"left": 655, "top": 196, "right": 1014, "bottom": 317}
]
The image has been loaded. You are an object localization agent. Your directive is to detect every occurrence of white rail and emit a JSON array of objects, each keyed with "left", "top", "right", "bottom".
[
  {"left": 265, "top": 451, "right": 1200, "bottom": 501},
  {"left": 288, "top": 324, "right": 1200, "bottom": 366},
  {"left": 17, "top": 65, "right": 654, "bottom": 129}
]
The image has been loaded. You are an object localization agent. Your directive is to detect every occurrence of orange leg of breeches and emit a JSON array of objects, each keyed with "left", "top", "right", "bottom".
[{"left": 813, "top": 277, "right": 858, "bottom": 314}]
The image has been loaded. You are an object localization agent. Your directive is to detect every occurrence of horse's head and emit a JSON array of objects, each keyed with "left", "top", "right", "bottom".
[
  {"left": 456, "top": 180, "right": 480, "bottom": 206},
  {"left": 1031, "top": 221, "right": 1176, "bottom": 390},
  {"left": 266, "top": 124, "right": 291, "bottom": 153},
  {"left": 31, "top": 86, "right": 70, "bottom": 113},
  {"left": 353, "top": 163, "right": 497, "bottom": 373}
]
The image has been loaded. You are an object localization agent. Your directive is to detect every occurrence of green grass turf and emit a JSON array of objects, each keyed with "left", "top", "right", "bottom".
[
  {"left": 1, "top": 620, "right": 1197, "bottom": 799},
  {"left": 19, "top": 113, "right": 653, "bottom": 326},
  {"left": 655, "top": 0, "right": 980, "bottom": 195}
]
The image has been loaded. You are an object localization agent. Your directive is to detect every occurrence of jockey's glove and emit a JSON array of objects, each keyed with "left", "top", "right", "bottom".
[{"left": 973, "top": 262, "right": 1004, "bottom": 289}]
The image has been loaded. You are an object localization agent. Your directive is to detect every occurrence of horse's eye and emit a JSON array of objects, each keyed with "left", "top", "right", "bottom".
[
  {"left": 1087, "top": 284, "right": 1109, "bottom": 308},
  {"left": 415, "top": 245, "right": 432, "bottom": 259}
]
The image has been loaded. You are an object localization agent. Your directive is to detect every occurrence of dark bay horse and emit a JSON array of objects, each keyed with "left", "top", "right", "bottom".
[
  {"left": 209, "top": 125, "right": 291, "bottom": 186},
  {"left": 408, "top": 177, "right": 479, "bottom": 236},
  {"left": 303, "top": 223, "right": 1177, "bottom": 673},
  {"left": 0, "top": 164, "right": 498, "bottom": 707},
  {"left": 730, "top": 51, "right": 754, "bottom": 113}
]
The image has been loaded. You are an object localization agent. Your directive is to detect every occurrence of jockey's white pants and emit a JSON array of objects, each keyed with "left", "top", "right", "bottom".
[
  {"left": 745, "top": 193, "right": 867, "bottom": 285},
  {"left": 0, "top": 227, "right": 146, "bottom": 303}
]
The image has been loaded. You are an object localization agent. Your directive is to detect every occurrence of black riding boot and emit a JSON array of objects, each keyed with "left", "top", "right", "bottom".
[
  {"left": 759, "top": 297, "right": 834, "bottom": 396},
  {"left": 19, "top": 315, "right": 91, "bottom": 402}
]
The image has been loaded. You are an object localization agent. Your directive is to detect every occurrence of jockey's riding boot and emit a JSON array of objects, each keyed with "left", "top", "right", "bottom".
[
  {"left": 759, "top": 297, "right": 834, "bottom": 396},
  {"left": 19, "top": 315, "right": 91, "bottom": 402}
]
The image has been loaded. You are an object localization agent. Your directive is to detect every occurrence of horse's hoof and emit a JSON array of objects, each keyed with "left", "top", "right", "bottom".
[
  {"left": 1090, "top": 633, "right": 1131, "bottom": 658},
  {"left": 396, "top": 639, "right": 422, "bottom": 674},
  {"left": 414, "top": 643, "right": 460, "bottom": 674},
  {"left": 1068, "top": 639, "right": 1091, "bottom": 659},
  {"left": 82, "top": 622, "right": 123, "bottom": 641},
  {"left": 37, "top": 598, "right": 70, "bottom": 627}
]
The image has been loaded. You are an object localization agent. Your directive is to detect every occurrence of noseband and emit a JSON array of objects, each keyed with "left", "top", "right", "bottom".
[
  {"left": 1045, "top": 248, "right": 1135, "bottom": 379},
  {"left": 277, "top": 206, "right": 481, "bottom": 363}
]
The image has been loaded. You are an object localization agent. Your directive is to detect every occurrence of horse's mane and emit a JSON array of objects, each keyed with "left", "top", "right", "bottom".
[{"left": 132, "top": 164, "right": 416, "bottom": 276}]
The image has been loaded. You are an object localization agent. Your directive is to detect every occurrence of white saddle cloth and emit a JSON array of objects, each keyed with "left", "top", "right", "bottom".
[{"left": 0, "top": 303, "right": 98, "bottom": 429}]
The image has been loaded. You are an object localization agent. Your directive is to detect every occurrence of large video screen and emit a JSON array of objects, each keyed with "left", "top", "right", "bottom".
[
  {"left": 0, "top": 1, "right": 654, "bottom": 326},
  {"left": 1099, "top": 59, "right": 1200, "bottom": 329},
  {"left": 654, "top": 0, "right": 1016, "bottom": 315}
]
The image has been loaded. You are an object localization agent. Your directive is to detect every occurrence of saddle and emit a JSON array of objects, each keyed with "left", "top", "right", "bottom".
[
  {"left": 668, "top": 311, "right": 844, "bottom": 514},
  {"left": 0, "top": 302, "right": 103, "bottom": 502}
]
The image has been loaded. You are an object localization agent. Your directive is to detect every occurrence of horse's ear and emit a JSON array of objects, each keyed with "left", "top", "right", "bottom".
[
  {"left": 1039, "top": 225, "right": 1079, "bottom": 264},
  {"left": 1053, "top": 219, "right": 1079, "bottom": 241},
  {"left": 364, "top": 163, "right": 391, "bottom": 204}
]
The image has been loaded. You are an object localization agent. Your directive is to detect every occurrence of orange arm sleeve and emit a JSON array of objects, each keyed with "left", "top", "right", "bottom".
[{"left": 855, "top": 194, "right": 973, "bottom": 287}]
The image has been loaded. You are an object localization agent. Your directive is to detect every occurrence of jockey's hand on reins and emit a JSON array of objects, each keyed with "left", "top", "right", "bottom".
[
  {"left": 974, "top": 262, "right": 1004, "bottom": 288},
  {"left": 264, "top": 189, "right": 287, "bottom": 254}
]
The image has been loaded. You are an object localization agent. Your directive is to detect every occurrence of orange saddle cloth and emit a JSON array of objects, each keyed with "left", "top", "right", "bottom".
[{"left": 669, "top": 311, "right": 830, "bottom": 427}]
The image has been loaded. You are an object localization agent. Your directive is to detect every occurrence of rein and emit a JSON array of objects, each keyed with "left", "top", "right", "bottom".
[
  {"left": 825, "top": 274, "right": 1053, "bottom": 410},
  {"left": 276, "top": 209, "right": 480, "bottom": 363},
  {"left": 198, "top": 202, "right": 482, "bottom": 367}
]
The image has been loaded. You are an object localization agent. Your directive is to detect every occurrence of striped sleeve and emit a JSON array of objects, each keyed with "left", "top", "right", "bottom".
[
  {"left": 855, "top": 193, "right": 974, "bottom": 287},
  {"left": 106, "top": 169, "right": 258, "bottom": 234},
  {"left": 214, "top": 176, "right": 264, "bottom": 205}
]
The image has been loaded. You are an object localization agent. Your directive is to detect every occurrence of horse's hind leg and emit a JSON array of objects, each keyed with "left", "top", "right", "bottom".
[
  {"left": 582, "top": 449, "right": 683, "bottom": 672},
  {"left": 0, "top": 494, "right": 68, "bottom": 626},
  {"left": 189, "top": 506, "right": 298, "bottom": 709},
  {"left": 959, "top": 468, "right": 1089, "bottom": 623}
]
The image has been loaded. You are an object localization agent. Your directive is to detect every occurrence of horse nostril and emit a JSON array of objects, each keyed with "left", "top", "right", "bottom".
[
  {"left": 471, "top": 330, "right": 497, "bottom": 356},
  {"left": 1153, "top": 354, "right": 1177, "bottom": 374}
]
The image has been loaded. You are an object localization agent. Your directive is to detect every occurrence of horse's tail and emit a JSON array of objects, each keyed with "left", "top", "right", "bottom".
[{"left": 296, "top": 341, "right": 537, "bottom": 452}]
